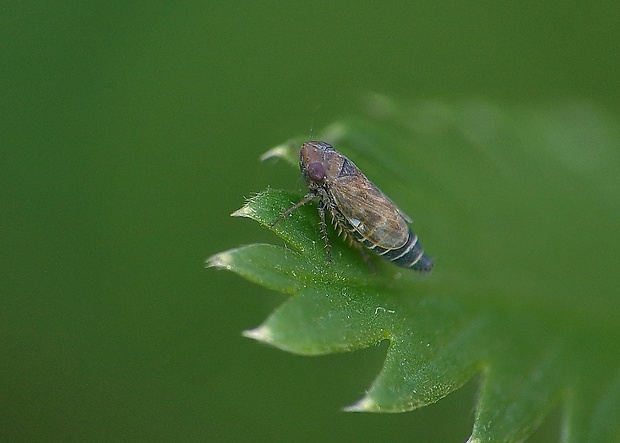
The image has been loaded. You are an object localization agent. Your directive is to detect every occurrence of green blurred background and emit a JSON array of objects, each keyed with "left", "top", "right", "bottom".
[{"left": 1, "top": 1, "right": 617, "bottom": 441}]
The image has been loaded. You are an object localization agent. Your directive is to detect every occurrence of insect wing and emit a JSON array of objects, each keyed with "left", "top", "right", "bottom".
[{"left": 329, "top": 173, "right": 410, "bottom": 250}]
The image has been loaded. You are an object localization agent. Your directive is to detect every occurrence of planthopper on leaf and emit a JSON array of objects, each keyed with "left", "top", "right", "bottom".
[{"left": 270, "top": 141, "right": 433, "bottom": 272}]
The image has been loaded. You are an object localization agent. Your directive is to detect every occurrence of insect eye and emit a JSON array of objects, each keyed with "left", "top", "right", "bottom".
[{"left": 307, "top": 162, "right": 325, "bottom": 181}]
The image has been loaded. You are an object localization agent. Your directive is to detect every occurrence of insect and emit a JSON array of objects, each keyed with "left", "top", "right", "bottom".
[{"left": 270, "top": 141, "right": 433, "bottom": 272}]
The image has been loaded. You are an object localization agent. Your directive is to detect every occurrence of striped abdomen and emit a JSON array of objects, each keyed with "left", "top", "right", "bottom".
[
  {"left": 358, "top": 228, "right": 432, "bottom": 271},
  {"left": 369, "top": 230, "right": 432, "bottom": 271},
  {"left": 330, "top": 207, "right": 433, "bottom": 272}
]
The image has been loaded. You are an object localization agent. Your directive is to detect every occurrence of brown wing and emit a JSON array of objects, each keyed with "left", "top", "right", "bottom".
[{"left": 328, "top": 173, "right": 410, "bottom": 249}]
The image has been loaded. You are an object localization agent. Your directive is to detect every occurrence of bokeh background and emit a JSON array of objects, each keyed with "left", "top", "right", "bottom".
[{"left": 2, "top": 1, "right": 618, "bottom": 441}]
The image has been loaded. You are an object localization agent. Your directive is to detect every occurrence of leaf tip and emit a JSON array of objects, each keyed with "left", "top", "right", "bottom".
[
  {"left": 343, "top": 396, "right": 378, "bottom": 412},
  {"left": 231, "top": 205, "right": 255, "bottom": 219},
  {"left": 260, "top": 145, "right": 290, "bottom": 162},
  {"left": 205, "top": 252, "right": 233, "bottom": 270},
  {"left": 242, "top": 325, "right": 273, "bottom": 344},
  {"left": 260, "top": 142, "right": 300, "bottom": 166}
]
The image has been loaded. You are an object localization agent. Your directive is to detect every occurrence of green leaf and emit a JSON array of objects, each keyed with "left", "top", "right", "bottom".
[{"left": 207, "top": 95, "right": 620, "bottom": 442}]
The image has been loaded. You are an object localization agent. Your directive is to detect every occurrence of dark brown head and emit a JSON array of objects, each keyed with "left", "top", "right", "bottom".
[{"left": 299, "top": 141, "right": 335, "bottom": 186}]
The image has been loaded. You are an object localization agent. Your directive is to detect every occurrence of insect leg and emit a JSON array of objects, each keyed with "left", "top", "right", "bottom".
[
  {"left": 269, "top": 191, "right": 316, "bottom": 227},
  {"left": 316, "top": 198, "right": 332, "bottom": 262}
]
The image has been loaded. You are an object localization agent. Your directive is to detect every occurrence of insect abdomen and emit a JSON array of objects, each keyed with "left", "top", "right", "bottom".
[
  {"left": 340, "top": 215, "right": 433, "bottom": 271},
  {"left": 384, "top": 231, "right": 432, "bottom": 271},
  {"left": 363, "top": 231, "right": 432, "bottom": 271}
]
